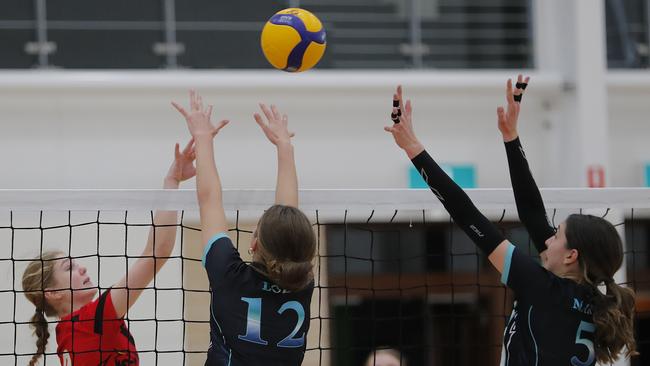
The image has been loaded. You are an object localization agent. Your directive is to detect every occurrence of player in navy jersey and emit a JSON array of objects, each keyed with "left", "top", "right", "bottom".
[
  {"left": 173, "top": 91, "right": 316, "bottom": 366},
  {"left": 22, "top": 139, "right": 197, "bottom": 366},
  {"left": 384, "top": 82, "right": 636, "bottom": 366},
  {"left": 496, "top": 75, "right": 637, "bottom": 365}
]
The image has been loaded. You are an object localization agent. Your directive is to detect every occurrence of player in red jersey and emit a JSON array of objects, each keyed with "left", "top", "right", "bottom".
[{"left": 22, "top": 139, "right": 197, "bottom": 366}]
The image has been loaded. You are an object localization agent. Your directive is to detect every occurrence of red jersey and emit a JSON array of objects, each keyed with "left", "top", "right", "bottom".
[{"left": 56, "top": 289, "right": 138, "bottom": 366}]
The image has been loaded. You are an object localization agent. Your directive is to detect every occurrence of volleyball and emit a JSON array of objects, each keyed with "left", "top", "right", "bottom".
[{"left": 260, "top": 8, "right": 327, "bottom": 72}]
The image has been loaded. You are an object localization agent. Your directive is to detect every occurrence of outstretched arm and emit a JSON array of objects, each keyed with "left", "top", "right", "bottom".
[
  {"left": 112, "top": 139, "right": 196, "bottom": 318},
  {"left": 385, "top": 86, "right": 510, "bottom": 273},
  {"left": 254, "top": 104, "right": 298, "bottom": 207},
  {"left": 172, "top": 90, "right": 230, "bottom": 248},
  {"left": 497, "top": 75, "right": 555, "bottom": 253}
]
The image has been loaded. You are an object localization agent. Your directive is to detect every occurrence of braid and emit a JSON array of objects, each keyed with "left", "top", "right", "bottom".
[
  {"left": 28, "top": 310, "right": 50, "bottom": 366},
  {"left": 22, "top": 251, "right": 62, "bottom": 366}
]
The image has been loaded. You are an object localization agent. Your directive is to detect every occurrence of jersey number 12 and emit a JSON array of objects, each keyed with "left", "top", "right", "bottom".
[{"left": 238, "top": 297, "right": 306, "bottom": 348}]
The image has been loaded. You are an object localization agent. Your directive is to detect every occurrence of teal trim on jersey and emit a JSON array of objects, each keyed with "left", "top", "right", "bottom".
[
  {"left": 210, "top": 296, "right": 232, "bottom": 365},
  {"left": 528, "top": 306, "right": 539, "bottom": 366},
  {"left": 202, "top": 232, "right": 229, "bottom": 267},
  {"left": 501, "top": 243, "right": 516, "bottom": 285}
]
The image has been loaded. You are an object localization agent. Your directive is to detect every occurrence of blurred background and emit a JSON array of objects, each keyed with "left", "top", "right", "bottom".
[{"left": 0, "top": 0, "right": 648, "bottom": 190}]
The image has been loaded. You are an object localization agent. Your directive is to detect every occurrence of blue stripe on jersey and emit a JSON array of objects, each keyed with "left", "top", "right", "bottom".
[
  {"left": 202, "top": 232, "right": 230, "bottom": 268},
  {"left": 501, "top": 243, "right": 516, "bottom": 285},
  {"left": 528, "top": 306, "right": 539, "bottom": 366}
]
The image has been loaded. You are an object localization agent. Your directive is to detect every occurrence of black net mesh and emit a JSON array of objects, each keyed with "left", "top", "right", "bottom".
[{"left": 2, "top": 206, "right": 648, "bottom": 365}]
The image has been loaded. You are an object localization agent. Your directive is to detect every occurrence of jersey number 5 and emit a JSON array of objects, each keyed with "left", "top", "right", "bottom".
[
  {"left": 238, "top": 297, "right": 306, "bottom": 348},
  {"left": 571, "top": 321, "right": 595, "bottom": 366}
]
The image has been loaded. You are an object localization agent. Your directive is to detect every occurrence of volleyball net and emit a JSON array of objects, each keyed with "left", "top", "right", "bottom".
[{"left": 0, "top": 189, "right": 648, "bottom": 366}]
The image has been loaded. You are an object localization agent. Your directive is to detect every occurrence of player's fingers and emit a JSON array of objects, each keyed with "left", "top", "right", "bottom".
[
  {"left": 212, "top": 119, "right": 230, "bottom": 135},
  {"left": 182, "top": 138, "right": 194, "bottom": 155},
  {"left": 506, "top": 79, "right": 515, "bottom": 104},
  {"left": 270, "top": 105, "right": 281, "bottom": 121},
  {"left": 397, "top": 85, "right": 404, "bottom": 108},
  {"left": 206, "top": 105, "right": 213, "bottom": 120},
  {"left": 515, "top": 74, "right": 524, "bottom": 93},
  {"left": 189, "top": 90, "right": 197, "bottom": 110},
  {"left": 259, "top": 103, "right": 274, "bottom": 122},
  {"left": 174, "top": 143, "right": 181, "bottom": 159},
  {"left": 392, "top": 94, "right": 400, "bottom": 114},
  {"left": 391, "top": 107, "right": 400, "bottom": 124},
  {"left": 515, "top": 75, "right": 529, "bottom": 97},
  {"left": 253, "top": 113, "right": 268, "bottom": 131},
  {"left": 171, "top": 102, "right": 189, "bottom": 118},
  {"left": 197, "top": 94, "right": 204, "bottom": 111},
  {"left": 497, "top": 106, "right": 506, "bottom": 123}
]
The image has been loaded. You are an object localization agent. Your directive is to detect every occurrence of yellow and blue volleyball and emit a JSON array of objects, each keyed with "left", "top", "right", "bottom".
[{"left": 260, "top": 8, "right": 326, "bottom": 72}]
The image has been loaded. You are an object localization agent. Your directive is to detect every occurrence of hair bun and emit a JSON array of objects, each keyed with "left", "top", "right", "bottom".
[{"left": 268, "top": 259, "right": 314, "bottom": 292}]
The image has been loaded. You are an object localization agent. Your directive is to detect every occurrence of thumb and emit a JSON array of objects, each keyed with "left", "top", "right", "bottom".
[
  {"left": 171, "top": 102, "right": 188, "bottom": 118},
  {"left": 212, "top": 119, "right": 230, "bottom": 136}
]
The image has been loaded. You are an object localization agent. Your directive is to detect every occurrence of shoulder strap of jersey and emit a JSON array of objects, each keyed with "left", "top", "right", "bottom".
[{"left": 93, "top": 289, "right": 111, "bottom": 335}]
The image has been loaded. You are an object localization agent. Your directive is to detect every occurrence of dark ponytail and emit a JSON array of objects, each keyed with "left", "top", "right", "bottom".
[
  {"left": 565, "top": 214, "right": 637, "bottom": 363},
  {"left": 590, "top": 279, "right": 637, "bottom": 363}
]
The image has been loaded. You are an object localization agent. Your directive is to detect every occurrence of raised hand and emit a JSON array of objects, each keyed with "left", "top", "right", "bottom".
[
  {"left": 497, "top": 74, "right": 530, "bottom": 142},
  {"left": 165, "top": 138, "right": 197, "bottom": 184},
  {"left": 384, "top": 85, "right": 423, "bottom": 159},
  {"left": 254, "top": 103, "right": 295, "bottom": 146},
  {"left": 172, "top": 90, "right": 229, "bottom": 139}
]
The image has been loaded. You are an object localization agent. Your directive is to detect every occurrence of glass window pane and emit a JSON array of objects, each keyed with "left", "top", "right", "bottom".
[
  {"left": 605, "top": 0, "right": 647, "bottom": 68},
  {"left": 0, "top": 30, "right": 37, "bottom": 68},
  {"left": 0, "top": 0, "right": 34, "bottom": 20},
  {"left": 177, "top": 30, "right": 268, "bottom": 69},
  {"left": 49, "top": 30, "right": 164, "bottom": 68},
  {"left": 420, "top": 2, "right": 531, "bottom": 69},
  {"left": 176, "top": 1, "right": 280, "bottom": 22},
  {"left": 47, "top": 0, "right": 162, "bottom": 21}
]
